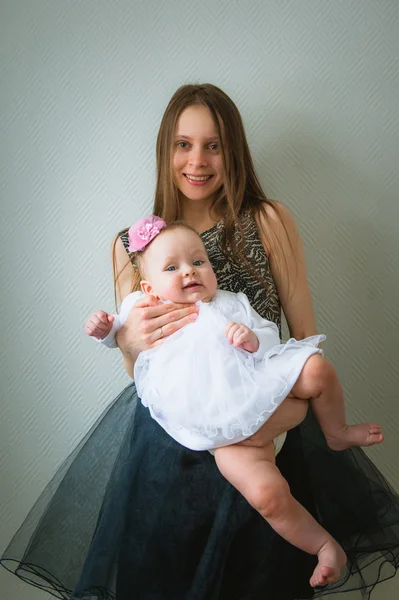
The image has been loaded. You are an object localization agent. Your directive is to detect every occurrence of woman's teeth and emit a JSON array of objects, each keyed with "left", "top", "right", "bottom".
[{"left": 185, "top": 175, "right": 211, "bottom": 181}]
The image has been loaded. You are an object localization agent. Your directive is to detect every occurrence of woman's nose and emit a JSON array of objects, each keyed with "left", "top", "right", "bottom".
[{"left": 188, "top": 147, "right": 207, "bottom": 167}]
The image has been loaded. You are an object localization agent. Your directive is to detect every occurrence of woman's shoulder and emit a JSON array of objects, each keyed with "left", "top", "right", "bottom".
[
  {"left": 113, "top": 230, "right": 135, "bottom": 303},
  {"left": 238, "top": 200, "right": 295, "bottom": 245},
  {"left": 252, "top": 200, "right": 293, "bottom": 228},
  {"left": 117, "top": 228, "right": 130, "bottom": 255},
  {"left": 114, "top": 232, "right": 133, "bottom": 264},
  {"left": 251, "top": 200, "right": 299, "bottom": 255}
]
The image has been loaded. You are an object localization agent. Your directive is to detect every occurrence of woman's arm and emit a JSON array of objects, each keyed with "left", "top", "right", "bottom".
[
  {"left": 113, "top": 237, "right": 137, "bottom": 377},
  {"left": 253, "top": 201, "right": 318, "bottom": 434},
  {"left": 256, "top": 201, "right": 318, "bottom": 339}
]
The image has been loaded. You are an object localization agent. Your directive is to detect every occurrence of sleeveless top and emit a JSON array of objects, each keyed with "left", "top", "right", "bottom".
[{"left": 120, "top": 211, "right": 281, "bottom": 332}]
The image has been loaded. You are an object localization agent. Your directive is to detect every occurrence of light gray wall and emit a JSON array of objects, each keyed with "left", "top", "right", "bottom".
[{"left": 1, "top": 1, "right": 398, "bottom": 598}]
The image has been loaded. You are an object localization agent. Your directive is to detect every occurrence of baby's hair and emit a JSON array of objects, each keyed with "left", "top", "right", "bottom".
[{"left": 112, "top": 221, "right": 203, "bottom": 310}]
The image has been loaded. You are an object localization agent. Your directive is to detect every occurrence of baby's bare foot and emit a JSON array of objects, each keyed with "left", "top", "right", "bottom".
[
  {"left": 326, "top": 423, "right": 384, "bottom": 451},
  {"left": 310, "top": 540, "right": 347, "bottom": 588}
]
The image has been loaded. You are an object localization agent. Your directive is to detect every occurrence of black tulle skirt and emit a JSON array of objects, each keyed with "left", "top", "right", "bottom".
[{"left": 1, "top": 382, "right": 399, "bottom": 600}]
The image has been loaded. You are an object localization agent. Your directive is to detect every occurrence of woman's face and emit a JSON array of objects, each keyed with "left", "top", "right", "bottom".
[{"left": 172, "top": 105, "right": 225, "bottom": 206}]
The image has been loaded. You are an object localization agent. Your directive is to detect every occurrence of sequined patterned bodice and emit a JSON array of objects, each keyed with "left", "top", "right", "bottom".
[
  {"left": 199, "top": 213, "right": 281, "bottom": 330},
  {"left": 120, "top": 212, "right": 281, "bottom": 330}
]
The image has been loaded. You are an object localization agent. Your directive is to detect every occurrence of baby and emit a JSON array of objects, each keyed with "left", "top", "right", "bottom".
[{"left": 85, "top": 215, "right": 384, "bottom": 588}]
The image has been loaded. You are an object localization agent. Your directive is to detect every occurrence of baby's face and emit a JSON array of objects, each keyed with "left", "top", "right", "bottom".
[{"left": 141, "top": 227, "right": 218, "bottom": 303}]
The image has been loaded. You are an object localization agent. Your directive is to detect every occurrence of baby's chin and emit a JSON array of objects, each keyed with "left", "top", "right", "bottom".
[
  {"left": 162, "top": 289, "right": 213, "bottom": 304},
  {"left": 184, "top": 287, "right": 214, "bottom": 303}
]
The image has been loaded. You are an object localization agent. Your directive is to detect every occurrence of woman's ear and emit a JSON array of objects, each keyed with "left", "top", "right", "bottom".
[{"left": 140, "top": 280, "right": 158, "bottom": 298}]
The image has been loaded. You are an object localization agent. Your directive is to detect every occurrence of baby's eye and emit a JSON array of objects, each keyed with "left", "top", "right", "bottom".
[
  {"left": 193, "top": 260, "right": 204, "bottom": 266},
  {"left": 166, "top": 265, "right": 177, "bottom": 272}
]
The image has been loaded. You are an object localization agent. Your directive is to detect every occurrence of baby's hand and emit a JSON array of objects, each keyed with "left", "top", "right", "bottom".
[
  {"left": 225, "top": 322, "right": 259, "bottom": 353},
  {"left": 84, "top": 310, "right": 114, "bottom": 339}
]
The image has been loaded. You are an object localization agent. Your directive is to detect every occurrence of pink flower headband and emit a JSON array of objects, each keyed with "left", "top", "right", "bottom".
[{"left": 128, "top": 215, "right": 167, "bottom": 252}]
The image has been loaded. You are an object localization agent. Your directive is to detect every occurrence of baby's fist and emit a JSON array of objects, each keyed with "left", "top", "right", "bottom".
[
  {"left": 84, "top": 310, "right": 114, "bottom": 339},
  {"left": 225, "top": 322, "right": 259, "bottom": 353}
]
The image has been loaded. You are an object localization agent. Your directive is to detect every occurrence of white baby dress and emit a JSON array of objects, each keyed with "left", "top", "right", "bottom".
[{"left": 99, "top": 289, "right": 324, "bottom": 452}]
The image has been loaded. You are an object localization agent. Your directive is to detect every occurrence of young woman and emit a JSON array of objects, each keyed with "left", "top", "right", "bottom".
[
  {"left": 87, "top": 215, "right": 389, "bottom": 587},
  {"left": 2, "top": 84, "right": 398, "bottom": 600}
]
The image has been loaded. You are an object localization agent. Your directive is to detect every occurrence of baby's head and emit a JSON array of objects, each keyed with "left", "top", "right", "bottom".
[{"left": 128, "top": 216, "right": 218, "bottom": 304}]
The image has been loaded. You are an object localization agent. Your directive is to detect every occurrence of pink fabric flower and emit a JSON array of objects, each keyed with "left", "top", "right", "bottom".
[{"left": 128, "top": 215, "right": 167, "bottom": 252}]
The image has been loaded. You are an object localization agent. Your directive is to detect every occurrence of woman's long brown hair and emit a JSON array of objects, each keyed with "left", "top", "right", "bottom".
[{"left": 113, "top": 83, "right": 293, "bottom": 307}]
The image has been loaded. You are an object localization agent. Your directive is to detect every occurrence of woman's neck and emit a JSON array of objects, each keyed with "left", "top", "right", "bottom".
[{"left": 181, "top": 199, "right": 221, "bottom": 234}]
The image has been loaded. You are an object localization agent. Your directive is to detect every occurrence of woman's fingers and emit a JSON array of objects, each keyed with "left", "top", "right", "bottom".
[
  {"left": 130, "top": 296, "right": 199, "bottom": 347},
  {"left": 151, "top": 306, "right": 198, "bottom": 331},
  {"left": 155, "top": 311, "right": 199, "bottom": 342},
  {"left": 135, "top": 297, "right": 199, "bottom": 321},
  {"left": 120, "top": 296, "right": 200, "bottom": 356}
]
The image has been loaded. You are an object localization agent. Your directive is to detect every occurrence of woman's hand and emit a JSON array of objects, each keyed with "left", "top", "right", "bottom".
[{"left": 115, "top": 295, "right": 199, "bottom": 375}]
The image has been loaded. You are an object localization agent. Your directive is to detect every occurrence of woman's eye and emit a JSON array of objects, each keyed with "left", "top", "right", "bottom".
[
  {"left": 177, "top": 141, "right": 188, "bottom": 149},
  {"left": 209, "top": 143, "right": 219, "bottom": 151}
]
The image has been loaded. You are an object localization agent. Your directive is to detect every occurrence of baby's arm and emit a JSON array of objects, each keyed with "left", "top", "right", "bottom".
[
  {"left": 84, "top": 291, "right": 145, "bottom": 349},
  {"left": 85, "top": 311, "right": 115, "bottom": 339},
  {"left": 236, "top": 292, "right": 281, "bottom": 359},
  {"left": 84, "top": 310, "right": 121, "bottom": 348}
]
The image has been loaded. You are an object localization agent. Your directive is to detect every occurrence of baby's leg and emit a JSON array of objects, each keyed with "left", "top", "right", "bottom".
[
  {"left": 235, "top": 395, "right": 309, "bottom": 449},
  {"left": 214, "top": 442, "right": 346, "bottom": 587},
  {"left": 292, "top": 354, "right": 383, "bottom": 451}
]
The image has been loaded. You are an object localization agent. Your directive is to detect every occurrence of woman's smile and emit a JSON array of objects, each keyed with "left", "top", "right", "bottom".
[{"left": 184, "top": 174, "right": 214, "bottom": 186}]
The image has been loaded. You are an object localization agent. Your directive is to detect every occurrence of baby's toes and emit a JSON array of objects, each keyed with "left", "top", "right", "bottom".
[
  {"left": 369, "top": 424, "right": 382, "bottom": 434},
  {"left": 369, "top": 431, "right": 384, "bottom": 444}
]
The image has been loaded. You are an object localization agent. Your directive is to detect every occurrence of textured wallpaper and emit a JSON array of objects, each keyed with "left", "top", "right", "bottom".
[{"left": 1, "top": 1, "right": 398, "bottom": 598}]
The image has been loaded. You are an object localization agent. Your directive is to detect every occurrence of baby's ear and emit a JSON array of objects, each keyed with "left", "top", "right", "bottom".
[{"left": 140, "top": 280, "right": 158, "bottom": 298}]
